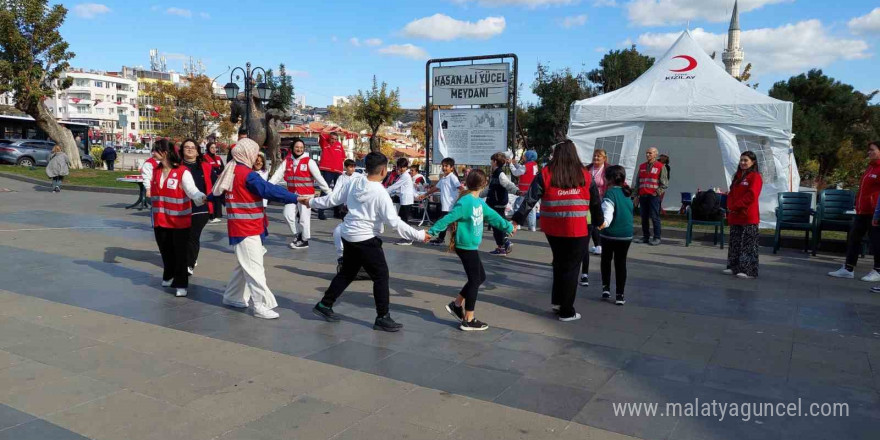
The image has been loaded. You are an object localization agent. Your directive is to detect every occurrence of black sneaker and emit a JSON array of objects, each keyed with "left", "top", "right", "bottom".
[
  {"left": 445, "top": 301, "right": 464, "bottom": 321},
  {"left": 313, "top": 302, "right": 340, "bottom": 322},
  {"left": 429, "top": 238, "right": 445, "bottom": 246},
  {"left": 374, "top": 314, "right": 403, "bottom": 332},
  {"left": 460, "top": 319, "right": 489, "bottom": 331},
  {"left": 291, "top": 240, "right": 309, "bottom": 249},
  {"left": 615, "top": 294, "right": 626, "bottom": 305},
  {"left": 580, "top": 274, "right": 589, "bottom": 286},
  {"left": 503, "top": 239, "right": 513, "bottom": 254},
  {"left": 602, "top": 287, "right": 611, "bottom": 300},
  {"left": 317, "top": 211, "right": 327, "bottom": 220}
]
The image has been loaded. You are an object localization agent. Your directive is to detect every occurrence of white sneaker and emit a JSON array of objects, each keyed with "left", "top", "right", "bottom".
[
  {"left": 735, "top": 273, "right": 754, "bottom": 279},
  {"left": 175, "top": 288, "right": 187, "bottom": 297},
  {"left": 209, "top": 218, "right": 221, "bottom": 224},
  {"left": 592, "top": 245, "right": 602, "bottom": 255},
  {"left": 559, "top": 313, "right": 582, "bottom": 322},
  {"left": 589, "top": 246, "right": 597, "bottom": 254},
  {"left": 395, "top": 240, "right": 413, "bottom": 246},
  {"left": 579, "top": 274, "right": 589, "bottom": 286},
  {"left": 828, "top": 266, "right": 854, "bottom": 279},
  {"left": 253, "top": 305, "right": 280, "bottom": 319},
  {"left": 222, "top": 299, "right": 248, "bottom": 308},
  {"left": 722, "top": 269, "right": 734, "bottom": 275},
  {"left": 529, "top": 226, "right": 536, "bottom": 232},
  {"left": 187, "top": 266, "right": 194, "bottom": 275},
  {"left": 861, "top": 270, "right": 880, "bottom": 282},
  {"left": 161, "top": 279, "right": 172, "bottom": 287},
  {"left": 551, "top": 304, "right": 560, "bottom": 312}
]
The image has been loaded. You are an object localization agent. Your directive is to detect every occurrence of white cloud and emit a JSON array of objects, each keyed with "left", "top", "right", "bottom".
[
  {"left": 162, "top": 53, "right": 188, "bottom": 61},
  {"left": 289, "top": 70, "right": 309, "bottom": 78},
  {"left": 199, "top": 12, "right": 210, "bottom": 19},
  {"left": 402, "top": 14, "right": 505, "bottom": 40},
  {"left": 593, "top": 0, "right": 617, "bottom": 6},
  {"left": 378, "top": 44, "right": 429, "bottom": 60},
  {"left": 150, "top": 5, "right": 160, "bottom": 12},
  {"left": 331, "top": 35, "right": 338, "bottom": 42},
  {"left": 452, "top": 0, "right": 576, "bottom": 7},
  {"left": 350, "top": 37, "right": 361, "bottom": 46},
  {"left": 561, "top": 14, "right": 588, "bottom": 28},
  {"left": 626, "top": 0, "right": 792, "bottom": 27},
  {"left": 364, "top": 38, "right": 383, "bottom": 47},
  {"left": 848, "top": 8, "right": 880, "bottom": 35},
  {"left": 594, "top": 46, "right": 608, "bottom": 52},
  {"left": 166, "top": 7, "right": 192, "bottom": 18},
  {"left": 633, "top": 20, "right": 870, "bottom": 75},
  {"left": 73, "top": 3, "right": 110, "bottom": 18}
]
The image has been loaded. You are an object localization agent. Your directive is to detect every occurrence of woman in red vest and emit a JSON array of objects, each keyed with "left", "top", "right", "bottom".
[
  {"left": 180, "top": 139, "right": 215, "bottom": 275},
  {"left": 212, "top": 138, "right": 301, "bottom": 319},
  {"left": 512, "top": 149, "right": 539, "bottom": 231},
  {"left": 725, "top": 151, "right": 763, "bottom": 279},
  {"left": 150, "top": 139, "right": 207, "bottom": 298},
  {"left": 829, "top": 141, "right": 880, "bottom": 281},
  {"left": 512, "top": 141, "right": 604, "bottom": 321},
  {"left": 204, "top": 141, "right": 224, "bottom": 223}
]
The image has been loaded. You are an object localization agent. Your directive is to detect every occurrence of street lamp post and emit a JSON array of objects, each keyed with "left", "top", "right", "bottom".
[{"left": 221, "top": 62, "right": 272, "bottom": 137}]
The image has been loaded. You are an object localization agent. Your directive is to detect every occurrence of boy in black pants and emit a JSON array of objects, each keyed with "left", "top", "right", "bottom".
[{"left": 303, "top": 153, "right": 428, "bottom": 331}]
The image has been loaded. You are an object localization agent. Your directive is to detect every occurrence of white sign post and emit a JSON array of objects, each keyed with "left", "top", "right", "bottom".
[
  {"left": 433, "top": 108, "right": 507, "bottom": 166},
  {"left": 432, "top": 63, "right": 510, "bottom": 106}
]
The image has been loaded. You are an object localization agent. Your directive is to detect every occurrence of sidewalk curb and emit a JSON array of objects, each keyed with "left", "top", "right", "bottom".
[{"left": 0, "top": 172, "right": 138, "bottom": 195}]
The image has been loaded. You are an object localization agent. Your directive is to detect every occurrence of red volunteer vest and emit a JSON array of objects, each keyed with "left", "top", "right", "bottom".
[
  {"left": 146, "top": 157, "right": 159, "bottom": 169},
  {"left": 539, "top": 168, "right": 591, "bottom": 237},
  {"left": 151, "top": 165, "right": 192, "bottom": 229},
  {"left": 518, "top": 161, "right": 538, "bottom": 192},
  {"left": 638, "top": 161, "right": 665, "bottom": 196},
  {"left": 284, "top": 156, "right": 316, "bottom": 195},
  {"left": 226, "top": 164, "right": 266, "bottom": 238}
]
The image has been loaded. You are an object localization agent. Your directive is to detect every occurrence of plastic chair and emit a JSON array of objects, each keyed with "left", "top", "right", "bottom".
[
  {"left": 773, "top": 192, "right": 814, "bottom": 254},
  {"left": 686, "top": 205, "right": 726, "bottom": 249},
  {"left": 811, "top": 189, "right": 855, "bottom": 256}
]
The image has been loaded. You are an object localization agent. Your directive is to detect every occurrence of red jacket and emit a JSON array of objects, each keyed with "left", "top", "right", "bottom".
[
  {"left": 318, "top": 133, "right": 345, "bottom": 173},
  {"left": 727, "top": 170, "right": 763, "bottom": 225},
  {"left": 855, "top": 160, "right": 880, "bottom": 215}
]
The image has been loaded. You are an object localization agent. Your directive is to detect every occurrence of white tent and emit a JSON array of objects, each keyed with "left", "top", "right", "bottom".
[{"left": 568, "top": 30, "right": 798, "bottom": 227}]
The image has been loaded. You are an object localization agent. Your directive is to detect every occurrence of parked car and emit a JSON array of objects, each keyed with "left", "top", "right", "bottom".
[{"left": 0, "top": 139, "right": 94, "bottom": 168}]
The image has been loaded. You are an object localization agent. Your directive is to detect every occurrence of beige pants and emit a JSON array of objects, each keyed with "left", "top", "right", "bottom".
[{"left": 223, "top": 235, "right": 278, "bottom": 309}]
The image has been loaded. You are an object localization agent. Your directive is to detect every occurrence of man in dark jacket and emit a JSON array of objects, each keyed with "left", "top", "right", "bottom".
[{"left": 101, "top": 145, "right": 117, "bottom": 171}]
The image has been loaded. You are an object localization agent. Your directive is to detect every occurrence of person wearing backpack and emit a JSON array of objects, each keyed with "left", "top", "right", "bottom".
[{"left": 724, "top": 151, "right": 763, "bottom": 279}]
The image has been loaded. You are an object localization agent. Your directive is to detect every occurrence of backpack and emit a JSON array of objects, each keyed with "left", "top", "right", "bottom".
[{"left": 692, "top": 190, "right": 723, "bottom": 221}]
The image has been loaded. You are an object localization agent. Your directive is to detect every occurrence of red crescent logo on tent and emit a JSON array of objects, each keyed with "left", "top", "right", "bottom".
[{"left": 670, "top": 55, "right": 697, "bottom": 72}]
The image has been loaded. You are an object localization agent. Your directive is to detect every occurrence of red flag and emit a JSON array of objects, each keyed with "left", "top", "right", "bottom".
[{"left": 71, "top": 98, "right": 81, "bottom": 104}]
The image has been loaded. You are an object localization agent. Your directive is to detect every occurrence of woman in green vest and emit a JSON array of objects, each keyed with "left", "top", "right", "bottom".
[{"left": 598, "top": 165, "right": 635, "bottom": 305}]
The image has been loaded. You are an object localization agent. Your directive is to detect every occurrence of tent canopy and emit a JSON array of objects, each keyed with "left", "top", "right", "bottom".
[
  {"left": 570, "top": 31, "right": 792, "bottom": 130},
  {"left": 567, "top": 30, "right": 797, "bottom": 227}
]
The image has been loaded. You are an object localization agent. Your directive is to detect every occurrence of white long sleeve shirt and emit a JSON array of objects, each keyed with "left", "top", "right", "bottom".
[
  {"left": 511, "top": 163, "right": 526, "bottom": 177},
  {"left": 269, "top": 154, "right": 331, "bottom": 194},
  {"left": 155, "top": 167, "right": 206, "bottom": 206},
  {"left": 141, "top": 160, "right": 154, "bottom": 193},
  {"left": 334, "top": 171, "right": 364, "bottom": 194},
  {"left": 310, "top": 177, "right": 425, "bottom": 243},
  {"left": 386, "top": 171, "right": 415, "bottom": 205},
  {"left": 437, "top": 172, "right": 461, "bottom": 212}
]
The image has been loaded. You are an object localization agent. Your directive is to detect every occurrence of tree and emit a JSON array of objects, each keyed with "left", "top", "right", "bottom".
[
  {"left": 266, "top": 64, "right": 294, "bottom": 114},
  {"left": 769, "top": 69, "right": 879, "bottom": 186},
  {"left": 380, "top": 140, "right": 395, "bottom": 161},
  {"left": 327, "top": 96, "right": 368, "bottom": 132},
  {"left": 587, "top": 45, "right": 655, "bottom": 94},
  {"left": 525, "top": 63, "right": 596, "bottom": 159},
  {"left": 0, "top": 0, "right": 81, "bottom": 167},
  {"left": 736, "top": 63, "right": 758, "bottom": 89},
  {"left": 354, "top": 76, "right": 402, "bottom": 152},
  {"left": 142, "top": 74, "right": 228, "bottom": 141}
]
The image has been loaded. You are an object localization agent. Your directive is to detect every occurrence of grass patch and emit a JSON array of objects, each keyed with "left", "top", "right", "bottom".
[{"left": 0, "top": 165, "right": 138, "bottom": 189}]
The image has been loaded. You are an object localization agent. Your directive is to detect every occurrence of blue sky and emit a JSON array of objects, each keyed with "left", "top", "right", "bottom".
[{"left": 62, "top": 1, "right": 879, "bottom": 108}]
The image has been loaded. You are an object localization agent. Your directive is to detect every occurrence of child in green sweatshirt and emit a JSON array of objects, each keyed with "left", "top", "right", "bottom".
[{"left": 428, "top": 169, "right": 514, "bottom": 331}]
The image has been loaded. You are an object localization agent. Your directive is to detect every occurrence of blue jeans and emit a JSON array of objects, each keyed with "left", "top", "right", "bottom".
[
  {"left": 639, "top": 194, "right": 661, "bottom": 240},
  {"left": 513, "top": 196, "right": 536, "bottom": 229}
]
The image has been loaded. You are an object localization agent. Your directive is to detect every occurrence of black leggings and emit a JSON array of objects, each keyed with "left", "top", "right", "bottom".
[
  {"left": 546, "top": 234, "right": 590, "bottom": 318},
  {"left": 437, "top": 211, "right": 450, "bottom": 241},
  {"left": 491, "top": 206, "right": 507, "bottom": 247},
  {"left": 210, "top": 199, "right": 223, "bottom": 219},
  {"left": 455, "top": 248, "right": 486, "bottom": 311},
  {"left": 601, "top": 238, "right": 631, "bottom": 296},
  {"left": 398, "top": 204, "right": 412, "bottom": 224},
  {"left": 581, "top": 226, "right": 598, "bottom": 275},
  {"left": 187, "top": 214, "right": 210, "bottom": 269},
  {"left": 322, "top": 237, "right": 391, "bottom": 317},
  {"left": 154, "top": 226, "right": 190, "bottom": 288},
  {"left": 845, "top": 215, "right": 880, "bottom": 271}
]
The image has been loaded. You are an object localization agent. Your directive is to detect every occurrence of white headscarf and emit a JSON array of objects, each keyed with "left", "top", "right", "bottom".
[{"left": 213, "top": 138, "right": 259, "bottom": 196}]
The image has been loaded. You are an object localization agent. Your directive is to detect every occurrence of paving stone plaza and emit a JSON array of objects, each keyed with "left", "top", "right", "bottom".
[{"left": 0, "top": 176, "right": 878, "bottom": 440}]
